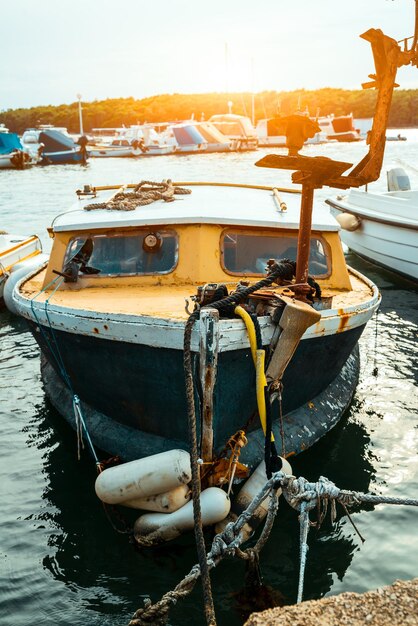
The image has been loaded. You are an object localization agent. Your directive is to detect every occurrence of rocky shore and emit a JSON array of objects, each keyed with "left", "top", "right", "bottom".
[{"left": 244, "top": 578, "right": 418, "bottom": 626}]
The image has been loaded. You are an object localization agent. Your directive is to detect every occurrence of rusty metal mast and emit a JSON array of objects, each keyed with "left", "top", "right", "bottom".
[{"left": 256, "top": 5, "right": 418, "bottom": 298}]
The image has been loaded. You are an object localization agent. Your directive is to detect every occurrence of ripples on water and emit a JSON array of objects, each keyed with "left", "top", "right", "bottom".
[{"left": 0, "top": 135, "right": 417, "bottom": 626}]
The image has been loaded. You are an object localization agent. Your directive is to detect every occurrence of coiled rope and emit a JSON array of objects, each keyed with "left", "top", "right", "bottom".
[
  {"left": 84, "top": 179, "right": 191, "bottom": 211},
  {"left": 128, "top": 472, "right": 418, "bottom": 626}
]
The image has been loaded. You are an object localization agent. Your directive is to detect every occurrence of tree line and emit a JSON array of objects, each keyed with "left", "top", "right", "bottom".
[{"left": 1, "top": 88, "right": 417, "bottom": 135}]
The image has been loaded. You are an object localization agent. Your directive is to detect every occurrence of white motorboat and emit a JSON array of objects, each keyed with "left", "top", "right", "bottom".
[
  {"left": 88, "top": 138, "right": 147, "bottom": 158},
  {"left": 118, "top": 126, "right": 176, "bottom": 156},
  {"left": 318, "top": 114, "right": 362, "bottom": 142},
  {"left": 90, "top": 126, "right": 176, "bottom": 157},
  {"left": 327, "top": 168, "right": 418, "bottom": 281}
]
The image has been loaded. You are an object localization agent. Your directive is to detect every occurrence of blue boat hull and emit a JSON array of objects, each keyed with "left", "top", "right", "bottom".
[
  {"left": 41, "top": 346, "right": 359, "bottom": 464},
  {"left": 41, "top": 150, "right": 85, "bottom": 165},
  {"left": 30, "top": 321, "right": 364, "bottom": 462}
]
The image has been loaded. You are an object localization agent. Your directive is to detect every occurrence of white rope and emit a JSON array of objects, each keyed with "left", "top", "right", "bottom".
[{"left": 129, "top": 471, "right": 418, "bottom": 624}]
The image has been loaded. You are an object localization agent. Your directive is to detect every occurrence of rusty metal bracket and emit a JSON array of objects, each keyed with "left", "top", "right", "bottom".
[
  {"left": 256, "top": 29, "right": 417, "bottom": 192},
  {"left": 255, "top": 26, "right": 418, "bottom": 292}
]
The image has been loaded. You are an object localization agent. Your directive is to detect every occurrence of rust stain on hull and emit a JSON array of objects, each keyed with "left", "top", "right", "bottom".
[{"left": 337, "top": 308, "right": 351, "bottom": 333}]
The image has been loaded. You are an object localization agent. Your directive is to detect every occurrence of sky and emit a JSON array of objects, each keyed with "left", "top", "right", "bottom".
[{"left": 0, "top": 0, "right": 416, "bottom": 110}]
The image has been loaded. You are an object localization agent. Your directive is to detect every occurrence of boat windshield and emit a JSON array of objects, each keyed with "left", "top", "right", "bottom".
[
  {"left": 221, "top": 231, "right": 329, "bottom": 276},
  {"left": 63, "top": 230, "right": 178, "bottom": 277}
]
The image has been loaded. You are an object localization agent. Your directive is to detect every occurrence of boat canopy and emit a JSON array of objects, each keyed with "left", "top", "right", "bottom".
[
  {"left": 172, "top": 125, "right": 206, "bottom": 146},
  {"left": 39, "top": 129, "right": 76, "bottom": 152},
  {"left": 209, "top": 114, "right": 256, "bottom": 137},
  {"left": 195, "top": 123, "right": 231, "bottom": 145},
  {"left": 0, "top": 133, "right": 22, "bottom": 154}
]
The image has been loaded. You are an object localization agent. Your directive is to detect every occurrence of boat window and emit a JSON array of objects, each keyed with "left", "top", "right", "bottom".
[
  {"left": 63, "top": 230, "right": 178, "bottom": 277},
  {"left": 221, "top": 231, "right": 330, "bottom": 277}
]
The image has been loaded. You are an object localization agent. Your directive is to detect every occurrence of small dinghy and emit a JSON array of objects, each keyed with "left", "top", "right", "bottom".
[{"left": 0, "top": 231, "right": 45, "bottom": 308}]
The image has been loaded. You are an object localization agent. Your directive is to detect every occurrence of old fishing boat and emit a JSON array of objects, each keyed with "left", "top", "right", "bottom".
[
  {"left": 11, "top": 21, "right": 411, "bottom": 475},
  {"left": 11, "top": 179, "right": 379, "bottom": 466}
]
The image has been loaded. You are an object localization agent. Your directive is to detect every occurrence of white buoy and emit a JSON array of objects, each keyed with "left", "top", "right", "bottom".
[
  {"left": 215, "top": 457, "right": 292, "bottom": 541},
  {"left": 134, "top": 487, "right": 231, "bottom": 546},
  {"left": 335, "top": 212, "right": 361, "bottom": 232},
  {"left": 95, "top": 449, "right": 191, "bottom": 504},
  {"left": 122, "top": 484, "right": 191, "bottom": 513}
]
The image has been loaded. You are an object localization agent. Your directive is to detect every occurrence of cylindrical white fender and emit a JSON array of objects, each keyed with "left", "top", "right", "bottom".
[
  {"left": 335, "top": 212, "right": 361, "bottom": 232},
  {"left": 134, "top": 487, "right": 231, "bottom": 546},
  {"left": 123, "top": 483, "right": 191, "bottom": 513},
  {"left": 95, "top": 449, "right": 191, "bottom": 504},
  {"left": 3, "top": 254, "right": 49, "bottom": 315},
  {"left": 215, "top": 457, "right": 292, "bottom": 541}
]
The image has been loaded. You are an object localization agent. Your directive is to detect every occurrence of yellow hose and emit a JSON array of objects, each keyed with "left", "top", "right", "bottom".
[
  {"left": 234, "top": 306, "right": 274, "bottom": 442},
  {"left": 234, "top": 306, "right": 257, "bottom": 365},
  {"left": 256, "top": 349, "right": 268, "bottom": 436}
]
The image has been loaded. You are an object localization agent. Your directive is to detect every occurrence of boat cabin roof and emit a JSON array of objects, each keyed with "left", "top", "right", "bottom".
[{"left": 52, "top": 183, "right": 340, "bottom": 233}]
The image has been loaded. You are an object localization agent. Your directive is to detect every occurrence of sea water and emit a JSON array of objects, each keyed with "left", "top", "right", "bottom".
[{"left": 0, "top": 135, "right": 417, "bottom": 625}]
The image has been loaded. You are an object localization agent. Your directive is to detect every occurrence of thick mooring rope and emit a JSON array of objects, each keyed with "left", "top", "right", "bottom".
[
  {"left": 128, "top": 472, "right": 418, "bottom": 626},
  {"left": 84, "top": 179, "right": 191, "bottom": 211},
  {"left": 183, "top": 310, "right": 217, "bottom": 626},
  {"left": 180, "top": 260, "right": 298, "bottom": 626}
]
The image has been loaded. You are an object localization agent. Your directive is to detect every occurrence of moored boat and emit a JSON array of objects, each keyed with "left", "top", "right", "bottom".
[
  {"left": 188, "top": 122, "right": 234, "bottom": 152},
  {"left": 22, "top": 128, "right": 87, "bottom": 165},
  {"left": 0, "top": 231, "right": 44, "bottom": 307},
  {"left": 0, "top": 131, "right": 33, "bottom": 169},
  {"left": 90, "top": 125, "right": 176, "bottom": 156},
  {"left": 11, "top": 180, "right": 379, "bottom": 465},
  {"left": 318, "top": 113, "right": 362, "bottom": 142},
  {"left": 161, "top": 123, "right": 208, "bottom": 153},
  {"left": 327, "top": 168, "right": 418, "bottom": 281},
  {"left": 386, "top": 133, "right": 407, "bottom": 141},
  {"left": 88, "top": 138, "right": 147, "bottom": 158}
]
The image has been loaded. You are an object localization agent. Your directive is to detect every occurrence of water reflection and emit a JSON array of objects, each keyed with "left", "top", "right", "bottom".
[{"left": 31, "top": 393, "right": 377, "bottom": 626}]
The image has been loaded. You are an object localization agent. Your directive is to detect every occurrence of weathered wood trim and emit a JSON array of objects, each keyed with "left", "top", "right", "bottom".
[{"left": 199, "top": 309, "right": 219, "bottom": 464}]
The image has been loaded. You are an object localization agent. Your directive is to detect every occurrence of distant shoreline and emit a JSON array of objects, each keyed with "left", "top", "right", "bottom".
[{"left": 1, "top": 88, "right": 417, "bottom": 135}]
